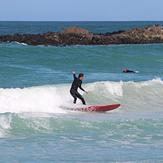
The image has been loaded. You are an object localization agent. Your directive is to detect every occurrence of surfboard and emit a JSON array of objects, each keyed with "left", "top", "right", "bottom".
[{"left": 64, "top": 104, "right": 120, "bottom": 112}]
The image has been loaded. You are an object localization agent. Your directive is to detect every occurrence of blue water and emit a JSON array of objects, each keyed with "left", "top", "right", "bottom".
[
  {"left": 0, "top": 22, "right": 163, "bottom": 162},
  {"left": 1, "top": 21, "right": 163, "bottom": 35}
]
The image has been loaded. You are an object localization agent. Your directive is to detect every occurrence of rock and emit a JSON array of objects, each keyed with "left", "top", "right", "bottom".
[
  {"left": 0, "top": 25, "right": 163, "bottom": 46},
  {"left": 63, "top": 27, "right": 90, "bottom": 35}
]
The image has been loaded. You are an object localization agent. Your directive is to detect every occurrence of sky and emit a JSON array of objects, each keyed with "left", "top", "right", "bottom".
[{"left": 0, "top": 0, "right": 163, "bottom": 21}]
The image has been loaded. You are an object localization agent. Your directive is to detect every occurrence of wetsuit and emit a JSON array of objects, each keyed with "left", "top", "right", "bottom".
[
  {"left": 123, "top": 69, "right": 136, "bottom": 73},
  {"left": 70, "top": 74, "right": 86, "bottom": 105}
]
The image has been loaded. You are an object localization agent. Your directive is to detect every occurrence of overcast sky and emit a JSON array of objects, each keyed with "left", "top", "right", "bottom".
[{"left": 0, "top": 0, "right": 163, "bottom": 21}]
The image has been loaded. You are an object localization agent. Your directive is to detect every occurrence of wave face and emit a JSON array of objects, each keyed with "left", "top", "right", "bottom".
[
  {"left": 0, "top": 79, "right": 163, "bottom": 137},
  {"left": 0, "top": 79, "right": 163, "bottom": 113}
]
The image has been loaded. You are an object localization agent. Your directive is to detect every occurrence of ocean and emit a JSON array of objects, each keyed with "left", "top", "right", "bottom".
[{"left": 0, "top": 21, "right": 163, "bottom": 163}]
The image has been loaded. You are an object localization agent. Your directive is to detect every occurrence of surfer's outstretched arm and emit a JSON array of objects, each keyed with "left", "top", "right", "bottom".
[{"left": 72, "top": 71, "right": 77, "bottom": 79}]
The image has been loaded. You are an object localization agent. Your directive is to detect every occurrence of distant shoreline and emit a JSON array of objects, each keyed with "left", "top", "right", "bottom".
[{"left": 0, "top": 24, "right": 163, "bottom": 46}]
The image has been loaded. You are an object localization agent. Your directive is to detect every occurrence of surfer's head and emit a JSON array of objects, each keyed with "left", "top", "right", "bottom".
[
  {"left": 78, "top": 73, "right": 84, "bottom": 80},
  {"left": 123, "top": 68, "right": 128, "bottom": 72}
]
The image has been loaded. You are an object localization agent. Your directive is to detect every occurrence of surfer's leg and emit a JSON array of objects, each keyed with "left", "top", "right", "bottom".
[
  {"left": 73, "top": 97, "right": 77, "bottom": 104},
  {"left": 76, "top": 92, "right": 86, "bottom": 105},
  {"left": 70, "top": 90, "right": 77, "bottom": 104}
]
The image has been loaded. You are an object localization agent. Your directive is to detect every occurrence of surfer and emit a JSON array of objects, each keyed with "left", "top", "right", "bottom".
[
  {"left": 122, "top": 68, "right": 137, "bottom": 73},
  {"left": 70, "top": 72, "right": 87, "bottom": 105}
]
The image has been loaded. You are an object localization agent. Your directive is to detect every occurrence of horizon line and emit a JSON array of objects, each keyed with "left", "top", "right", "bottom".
[{"left": 0, "top": 20, "right": 163, "bottom": 22}]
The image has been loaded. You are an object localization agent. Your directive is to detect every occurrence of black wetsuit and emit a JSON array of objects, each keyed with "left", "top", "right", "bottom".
[
  {"left": 123, "top": 70, "right": 136, "bottom": 73},
  {"left": 70, "top": 74, "right": 86, "bottom": 105}
]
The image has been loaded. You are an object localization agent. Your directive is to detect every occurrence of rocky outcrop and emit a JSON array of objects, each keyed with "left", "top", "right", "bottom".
[
  {"left": 0, "top": 25, "right": 163, "bottom": 46},
  {"left": 62, "top": 27, "right": 90, "bottom": 35}
]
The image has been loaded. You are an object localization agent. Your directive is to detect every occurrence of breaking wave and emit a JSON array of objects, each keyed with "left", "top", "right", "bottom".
[
  {"left": 0, "top": 78, "right": 162, "bottom": 113},
  {"left": 0, "top": 78, "right": 163, "bottom": 137}
]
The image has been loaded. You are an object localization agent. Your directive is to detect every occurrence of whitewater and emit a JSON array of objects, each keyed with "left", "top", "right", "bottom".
[
  {"left": 0, "top": 80, "right": 163, "bottom": 162},
  {"left": 0, "top": 79, "right": 163, "bottom": 114},
  {"left": 0, "top": 79, "right": 163, "bottom": 136}
]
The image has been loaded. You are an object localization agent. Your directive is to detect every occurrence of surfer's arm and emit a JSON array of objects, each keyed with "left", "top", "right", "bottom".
[
  {"left": 72, "top": 72, "right": 77, "bottom": 79},
  {"left": 79, "top": 85, "right": 85, "bottom": 92},
  {"left": 79, "top": 82, "right": 86, "bottom": 92}
]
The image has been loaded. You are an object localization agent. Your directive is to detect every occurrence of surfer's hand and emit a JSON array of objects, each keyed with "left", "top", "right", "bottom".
[{"left": 72, "top": 71, "right": 75, "bottom": 74}]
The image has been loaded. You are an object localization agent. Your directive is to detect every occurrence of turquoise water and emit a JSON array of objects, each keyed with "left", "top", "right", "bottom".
[{"left": 0, "top": 22, "right": 163, "bottom": 162}]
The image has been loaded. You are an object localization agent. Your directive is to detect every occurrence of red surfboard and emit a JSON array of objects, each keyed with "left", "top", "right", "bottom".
[{"left": 70, "top": 104, "right": 120, "bottom": 112}]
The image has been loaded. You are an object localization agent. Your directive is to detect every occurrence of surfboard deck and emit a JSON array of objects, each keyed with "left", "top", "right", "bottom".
[{"left": 63, "top": 104, "right": 120, "bottom": 112}]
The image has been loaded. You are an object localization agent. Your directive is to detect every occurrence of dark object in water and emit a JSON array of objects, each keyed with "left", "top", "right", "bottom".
[{"left": 122, "top": 68, "right": 136, "bottom": 73}]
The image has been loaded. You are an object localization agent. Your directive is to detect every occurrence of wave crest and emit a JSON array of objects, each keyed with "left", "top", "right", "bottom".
[{"left": 0, "top": 78, "right": 162, "bottom": 114}]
